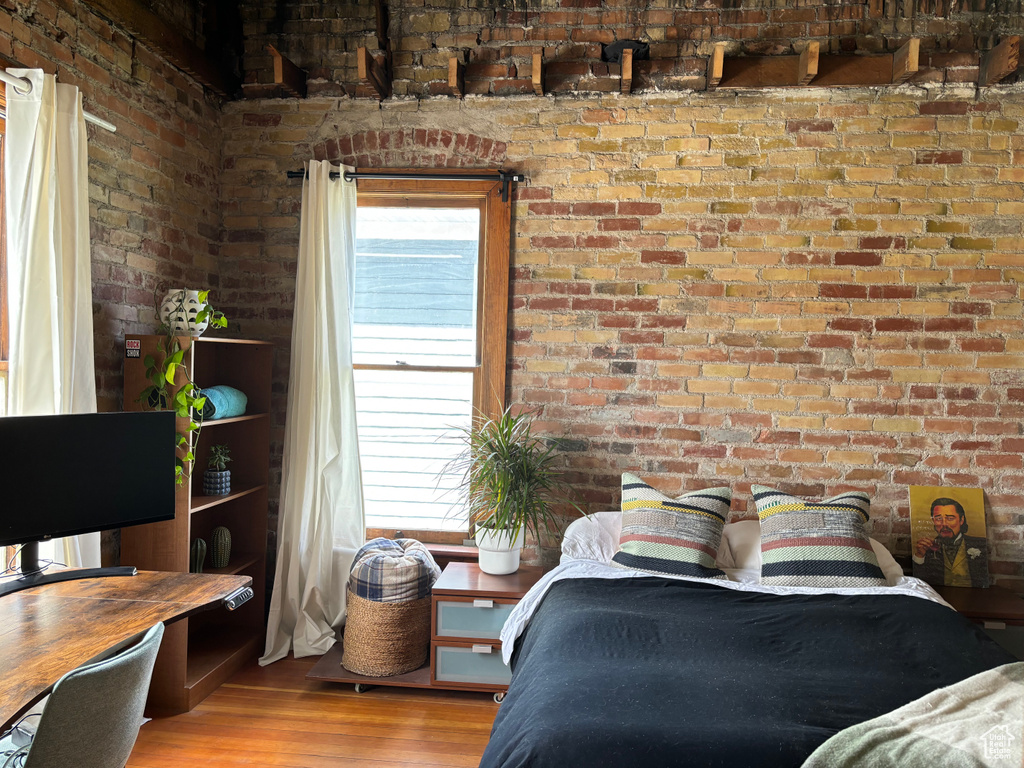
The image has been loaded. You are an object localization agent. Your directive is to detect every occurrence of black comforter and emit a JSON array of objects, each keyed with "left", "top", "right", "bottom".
[{"left": 480, "top": 577, "right": 1015, "bottom": 768}]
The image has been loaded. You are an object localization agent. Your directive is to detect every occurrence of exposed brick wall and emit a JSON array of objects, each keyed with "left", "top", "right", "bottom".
[
  {"left": 221, "top": 87, "right": 1024, "bottom": 587},
  {"left": 241, "top": 0, "right": 1024, "bottom": 98},
  {"left": 0, "top": 0, "right": 224, "bottom": 561},
  {"left": 0, "top": 0, "right": 224, "bottom": 407}
]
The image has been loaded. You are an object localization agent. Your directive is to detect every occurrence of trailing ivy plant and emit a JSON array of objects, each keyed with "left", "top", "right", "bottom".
[{"left": 137, "top": 290, "right": 228, "bottom": 484}]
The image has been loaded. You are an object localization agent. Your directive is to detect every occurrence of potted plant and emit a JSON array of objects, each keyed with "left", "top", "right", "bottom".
[
  {"left": 442, "top": 405, "right": 583, "bottom": 575},
  {"left": 137, "top": 289, "right": 227, "bottom": 484},
  {"left": 204, "top": 444, "right": 232, "bottom": 496}
]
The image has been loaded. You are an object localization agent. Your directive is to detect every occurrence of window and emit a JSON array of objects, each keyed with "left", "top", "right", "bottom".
[{"left": 354, "top": 174, "right": 511, "bottom": 544}]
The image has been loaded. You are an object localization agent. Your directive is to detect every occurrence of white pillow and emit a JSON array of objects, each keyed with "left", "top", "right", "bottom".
[
  {"left": 561, "top": 512, "right": 904, "bottom": 585},
  {"left": 560, "top": 511, "right": 621, "bottom": 564},
  {"left": 717, "top": 519, "right": 761, "bottom": 570}
]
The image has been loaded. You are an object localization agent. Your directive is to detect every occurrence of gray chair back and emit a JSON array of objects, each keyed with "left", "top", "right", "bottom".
[{"left": 23, "top": 622, "right": 164, "bottom": 768}]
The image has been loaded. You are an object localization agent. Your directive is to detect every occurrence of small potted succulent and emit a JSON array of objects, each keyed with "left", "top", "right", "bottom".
[{"left": 203, "top": 444, "right": 232, "bottom": 496}]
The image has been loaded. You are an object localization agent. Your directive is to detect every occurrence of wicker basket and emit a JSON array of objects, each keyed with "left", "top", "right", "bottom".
[{"left": 341, "top": 591, "right": 432, "bottom": 677}]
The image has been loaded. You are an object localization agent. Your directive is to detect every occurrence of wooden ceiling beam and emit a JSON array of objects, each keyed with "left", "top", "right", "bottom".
[
  {"left": 357, "top": 47, "right": 390, "bottom": 99},
  {"left": 81, "top": 0, "right": 237, "bottom": 97},
  {"left": 449, "top": 57, "right": 465, "bottom": 98},
  {"left": 714, "top": 40, "right": 920, "bottom": 89},
  {"left": 620, "top": 48, "right": 633, "bottom": 95},
  {"left": 706, "top": 43, "right": 725, "bottom": 91},
  {"left": 267, "top": 45, "right": 306, "bottom": 98},
  {"left": 797, "top": 42, "right": 819, "bottom": 86},
  {"left": 980, "top": 35, "right": 1020, "bottom": 87},
  {"left": 532, "top": 52, "right": 544, "bottom": 96},
  {"left": 892, "top": 38, "right": 920, "bottom": 84}
]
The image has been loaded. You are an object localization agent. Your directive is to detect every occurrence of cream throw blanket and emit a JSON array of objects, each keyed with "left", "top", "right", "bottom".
[{"left": 803, "top": 663, "right": 1024, "bottom": 768}]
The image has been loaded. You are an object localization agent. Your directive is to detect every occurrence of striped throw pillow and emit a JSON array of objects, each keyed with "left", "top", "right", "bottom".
[
  {"left": 611, "top": 473, "right": 730, "bottom": 580},
  {"left": 753, "top": 486, "right": 887, "bottom": 588}
]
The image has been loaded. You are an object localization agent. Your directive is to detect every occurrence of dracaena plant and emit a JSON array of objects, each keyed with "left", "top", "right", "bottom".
[
  {"left": 137, "top": 290, "right": 227, "bottom": 484},
  {"left": 441, "top": 405, "right": 583, "bottom": 542}
]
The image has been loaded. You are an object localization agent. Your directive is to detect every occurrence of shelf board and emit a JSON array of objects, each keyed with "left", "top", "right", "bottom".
[
  {"left": 200, "top": 413, "right": 268, "bottom": 427},
  {"left": 204, "top": 553, "right": 263, "bottom": 576},
  {"left": 195, "top": 337, "right": 273, "bottom": 347},
  {"left": 190, "top": 484, "right": 266, "bottom": 512},
  {"left": 186, "top": 625, "right": 261, "bottom": 707}
]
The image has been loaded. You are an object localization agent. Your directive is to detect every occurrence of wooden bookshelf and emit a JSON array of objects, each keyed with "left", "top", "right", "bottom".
[{"left": 121, "top": 335, "right": 272, "bottom": 716}]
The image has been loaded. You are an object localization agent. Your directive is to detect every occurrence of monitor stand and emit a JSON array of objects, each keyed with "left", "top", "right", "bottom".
[{"left": 0, "top": 541, "right": 137, "bottom": 599}]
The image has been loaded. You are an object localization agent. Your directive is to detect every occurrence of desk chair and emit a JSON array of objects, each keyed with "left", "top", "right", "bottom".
[{"left": 0, "top": 622, "right": 164, "bottom": 768}]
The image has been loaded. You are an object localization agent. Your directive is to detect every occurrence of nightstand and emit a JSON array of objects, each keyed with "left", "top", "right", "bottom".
[
  {"left": 307, "top": 561, "right": 543, "bottom": 699},
  {"left": 431, "top": 562, "right": 544, "bottom": 700},
  {"left": 935, "top": 585, "right": 1024, "bottom": 660}
]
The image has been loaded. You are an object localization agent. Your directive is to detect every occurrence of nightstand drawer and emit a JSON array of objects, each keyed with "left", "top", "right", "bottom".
[
  {"left": 432, "top": 642, "right": 511, "bottom": 687},
  {"left": 434, "top": 597, "right": 518, "bottom": 640}
]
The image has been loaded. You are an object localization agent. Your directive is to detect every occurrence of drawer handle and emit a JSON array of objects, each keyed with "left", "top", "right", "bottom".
[
  {"left": 473, "top": 599, "right": 494, "bottom": 608},
  {"left": 471, "top": 645, "right": 493, "bottom": 654},
  {"left": 984, "top": 620, "right": 1007, "bottom": 630}
]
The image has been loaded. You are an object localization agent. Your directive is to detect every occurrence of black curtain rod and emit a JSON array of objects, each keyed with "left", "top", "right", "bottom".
[{"left": 285, "top": 169, "right": 525, "bottom": 201}]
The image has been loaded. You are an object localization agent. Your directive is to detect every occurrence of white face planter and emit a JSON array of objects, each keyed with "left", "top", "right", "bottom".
[{"left": 159, "top": 289, "right": 210, "bottom": 336}]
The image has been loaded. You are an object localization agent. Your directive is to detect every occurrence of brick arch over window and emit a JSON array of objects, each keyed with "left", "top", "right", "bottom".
[{"left": 313, "top": 129, "right": 508, "bottom": 168}]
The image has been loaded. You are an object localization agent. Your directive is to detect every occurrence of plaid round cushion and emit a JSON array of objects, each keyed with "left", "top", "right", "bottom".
[
  {"left": 611, "top": 473, "right": 731, "bottom": 580},
  {"left": 349, "top": 538, "right": 441, "bottom": 603},
  {"left": 753, "top": 486, "right": 887, "bottom": 588}
]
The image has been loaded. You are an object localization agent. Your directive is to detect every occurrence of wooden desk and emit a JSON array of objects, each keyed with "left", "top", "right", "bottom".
[{"left": 0, "top": 570, "right": 250, "bottom": 730}]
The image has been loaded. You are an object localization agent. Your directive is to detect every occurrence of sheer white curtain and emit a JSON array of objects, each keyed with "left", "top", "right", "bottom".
[
  {"left": 261, "top": 161, "right": 365, "bottom": 664},
  {"left": 4, "top": 69, "right": 100, "bottom": 568}
]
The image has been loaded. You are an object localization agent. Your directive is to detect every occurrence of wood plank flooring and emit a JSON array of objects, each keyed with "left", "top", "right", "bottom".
[{"left": 126, "top": 656, "right": 500, "bottom": 767}]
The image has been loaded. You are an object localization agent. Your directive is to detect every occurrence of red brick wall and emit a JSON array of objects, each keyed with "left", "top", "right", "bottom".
[
  {"left": 0, "top": 1, "right": 224, "bottom": 410},
  {"left": 221, "top": 90, "right": 1024, "bottom": 587},
  {"left": 0, "top": 1, "right": 223, "bottom": 562},
  {"left": 240, "top": 0, "right": 1024, "bottom": 98}
]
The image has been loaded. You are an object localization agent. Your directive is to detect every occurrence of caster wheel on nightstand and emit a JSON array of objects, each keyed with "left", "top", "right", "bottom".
[{"left": 494, "top": 692, "right": 505, "bottom": 703}]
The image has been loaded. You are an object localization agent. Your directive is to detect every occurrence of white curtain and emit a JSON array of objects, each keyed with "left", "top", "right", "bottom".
[
  {"left": 5, "top": 69, "right": 100, "bottom": 568},
  {"left": 261, "top": 161, "right": 365, "bottom": 664}
]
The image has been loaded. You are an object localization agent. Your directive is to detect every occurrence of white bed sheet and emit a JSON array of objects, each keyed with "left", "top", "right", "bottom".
[{"left": 500, "top": 559, "right": 952, "bottom": 664}]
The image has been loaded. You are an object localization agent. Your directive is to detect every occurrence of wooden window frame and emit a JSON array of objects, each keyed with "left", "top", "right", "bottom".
[{"left": 355, "top": 171, "right": 511, "bottom": 545}]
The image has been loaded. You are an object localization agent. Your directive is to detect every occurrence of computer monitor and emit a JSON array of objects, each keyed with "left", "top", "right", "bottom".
[{"left": 0, "top": 410, "right": 176, "bottom": 597}]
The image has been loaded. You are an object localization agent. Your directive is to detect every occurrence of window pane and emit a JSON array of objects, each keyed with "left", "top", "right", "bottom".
[
  {"left": 355, "top": 369, "right": 472, "bottom": 532},
  {"left": 353, "top": 207, "right": 479, "bottom": 366}
]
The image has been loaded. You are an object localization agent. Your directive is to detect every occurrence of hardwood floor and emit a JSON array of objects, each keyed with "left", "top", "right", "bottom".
[{"left": 126, "top": 656, "right": 500, "bottom": 767}]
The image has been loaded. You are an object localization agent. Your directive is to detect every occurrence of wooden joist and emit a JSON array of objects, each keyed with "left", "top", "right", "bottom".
[
  {"left": 532, "top": 52, "right": 544, "bottom": 96},
  {"left": 797, "top": 42, "right": 819, "bottom": 86},
  {"left": 266, "top": 45, "right": 306, "bottom": 98},
  {"left": 892, "top": 38, "right": 920, "bottom": 85},
  {"left": 357, "top": 47, "right": 390, "bottom": 99},
  {"left": 706, "top": 43, "right": 725, "bottom": 91},
  {"left": 979, "top": 36, "right": 1020, "bottom": 87},
  {"left": 712, "top": 39, "right": 920, "bottom": 89},
  {"left": 620, "top": 48, "right": 633, "bottom": 94},
  {"left": 449, "top": 57, "right": 465, "bottom": 98}
]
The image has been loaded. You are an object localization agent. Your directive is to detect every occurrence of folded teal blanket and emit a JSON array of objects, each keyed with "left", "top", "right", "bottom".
[{"left": 200, "top": 385, "right": 247, "bottom": 420}]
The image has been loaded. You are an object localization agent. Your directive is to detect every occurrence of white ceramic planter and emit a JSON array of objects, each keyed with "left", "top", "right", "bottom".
[
  {"left": 159, "top": 289, "right": 209, "bottom": 336},
  {"left": 475, "top": 527, "right": 525, "bottom": 575}
]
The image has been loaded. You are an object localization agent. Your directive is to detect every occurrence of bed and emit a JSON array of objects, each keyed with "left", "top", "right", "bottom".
[{"left": 479, "top": 511, "right": 1018, "bottom": 768}]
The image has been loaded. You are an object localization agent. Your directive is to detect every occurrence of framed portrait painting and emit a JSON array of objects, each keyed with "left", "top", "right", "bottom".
[{"left": 909, "top": 485, "right": 989, "bottom": 589}]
